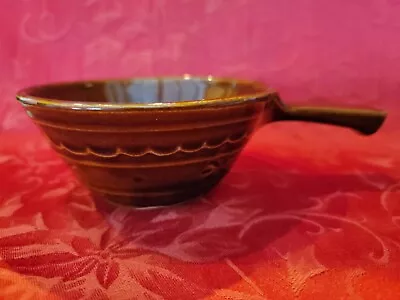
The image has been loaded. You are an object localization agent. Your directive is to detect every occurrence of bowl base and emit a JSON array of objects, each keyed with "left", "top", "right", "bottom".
[
  {"left": 92, "top": 193, "right": 203, "bottom": 211},
  {"left": 89, "top": 177, "right": 223, "bottom": 208}
]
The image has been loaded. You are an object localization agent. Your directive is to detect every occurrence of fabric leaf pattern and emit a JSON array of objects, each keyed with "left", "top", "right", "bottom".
[{"left": 1, "top": 0, "right": 400, "bottom": 296}]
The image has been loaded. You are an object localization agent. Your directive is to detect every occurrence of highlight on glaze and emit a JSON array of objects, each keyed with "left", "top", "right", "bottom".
[{"left": 16, "top": 76, "right": 269, "bottom": 109}]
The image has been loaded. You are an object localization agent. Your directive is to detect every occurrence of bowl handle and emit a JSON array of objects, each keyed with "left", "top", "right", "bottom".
[{"left": 270, "top": 95, "right": 387, "bottom": 135}]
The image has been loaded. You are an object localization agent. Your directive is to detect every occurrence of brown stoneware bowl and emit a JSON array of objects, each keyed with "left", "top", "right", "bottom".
[{"left": 16, "top": 76, "right": 387, "bottom": 207}]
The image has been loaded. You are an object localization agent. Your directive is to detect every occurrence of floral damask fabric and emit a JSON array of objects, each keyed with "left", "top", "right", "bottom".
[
  {"left": 1, "top": 124, "right": 400, "bottom": 299},
  {"left": 1, "top": 0, "right": 400, "bottom": 299}
]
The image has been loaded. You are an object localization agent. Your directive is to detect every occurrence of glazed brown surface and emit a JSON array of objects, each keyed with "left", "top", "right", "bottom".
[
  {"left": 25, "top": 101, "right": 266, "bottom": 206},
  {"left": 17, "top": 77, "right": 386, "bottom": 207}
]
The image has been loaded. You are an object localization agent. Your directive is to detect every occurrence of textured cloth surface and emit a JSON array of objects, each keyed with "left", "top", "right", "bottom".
[
  {"left": 1, "top": 0, "right": 400, "bottom": 298},
  {"left": 0, "top": 121, "right": 399, "bottom": 299}
]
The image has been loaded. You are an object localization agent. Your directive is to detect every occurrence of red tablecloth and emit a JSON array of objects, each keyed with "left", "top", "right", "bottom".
[{"left": 1, "top": 120, "right": 400, "bottom": 299}]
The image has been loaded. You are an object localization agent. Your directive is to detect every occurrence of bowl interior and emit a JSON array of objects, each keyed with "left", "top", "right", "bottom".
[{"left": 20, "top": 77, "right": 266, "bottom": 104}]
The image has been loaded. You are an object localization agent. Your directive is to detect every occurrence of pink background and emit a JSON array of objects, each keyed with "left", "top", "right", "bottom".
[
  {"left": 2, "top": 1, "right": 400, "bottom": 299},
  {"left": 1, "top": 0, "right": 400, "bottom": 132}
]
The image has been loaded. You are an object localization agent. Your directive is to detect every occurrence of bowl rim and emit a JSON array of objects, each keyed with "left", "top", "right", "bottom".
[{"left": 16, "top": 75, "right": 273, "bottom": 111}]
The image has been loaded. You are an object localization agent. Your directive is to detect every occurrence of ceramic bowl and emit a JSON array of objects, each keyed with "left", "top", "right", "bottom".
[{"left": 16, "top": 76, "right": 386, "bottom": 207}]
